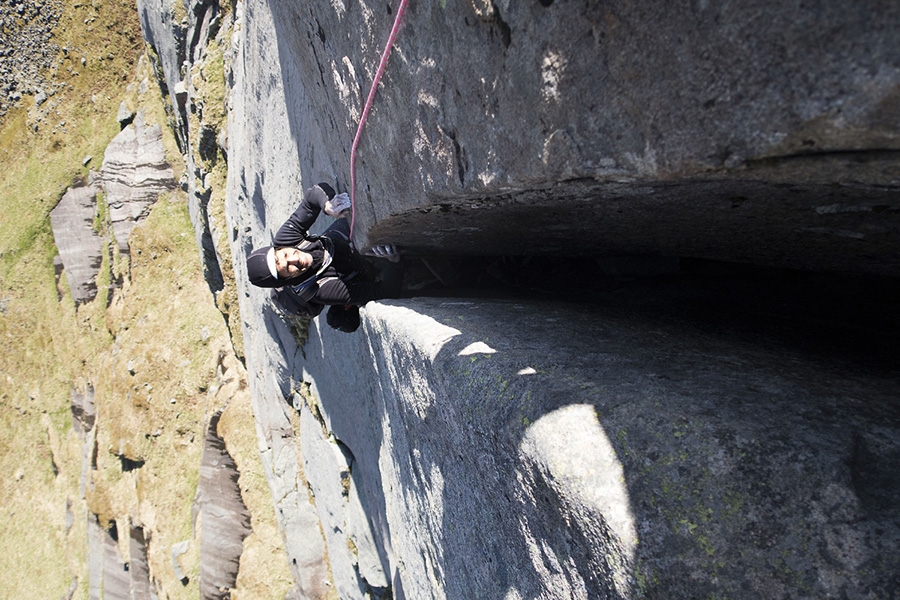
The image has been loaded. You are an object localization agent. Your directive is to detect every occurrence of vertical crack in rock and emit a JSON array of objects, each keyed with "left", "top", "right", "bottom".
[
  {"left": 71, "top": 382, "right": 97, "bottom": 497},
  {"left": 437, "top": 124, "right": 467, "bottom": 187},
  {"left": 491, "top": 2, "right": 512, "bottom": 49},
  {"left": 50, "top": 185, "right": 103, "bottom": 305},
  {"left": 190, "top": 177, "right": 226, "bottom": 294},
  {"left": 470, "top": 0, "right": 511, "bottom": 47},
  {"left": 194, "top": 410, "right": 252, "bottom": 600}
]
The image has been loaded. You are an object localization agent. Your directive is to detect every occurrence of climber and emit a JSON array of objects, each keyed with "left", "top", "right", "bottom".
[{"left": 246, "top": 182, "right": 401, "bottom": 333}]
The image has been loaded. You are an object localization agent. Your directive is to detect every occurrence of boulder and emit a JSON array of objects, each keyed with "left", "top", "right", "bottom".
[{"left": 116, "top": 100, "right": 135, "bottom": 128}]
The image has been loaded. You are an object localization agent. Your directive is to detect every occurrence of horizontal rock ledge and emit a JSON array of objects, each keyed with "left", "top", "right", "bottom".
[{"left": 365, "top": 172, "right": 900, "bottom": 278}]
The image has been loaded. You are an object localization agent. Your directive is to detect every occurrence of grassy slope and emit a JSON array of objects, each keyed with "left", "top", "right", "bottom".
[
  {"left": 0, "top": 0, "right": 292, "bottom": 597},
  {"left": 0, "top": 0, "right": 141, "bottom": 594}
]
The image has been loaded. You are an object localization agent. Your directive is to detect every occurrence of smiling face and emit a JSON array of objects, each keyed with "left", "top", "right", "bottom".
[{"left": 274, "top": 247, "right": 313, "bottom": 279}]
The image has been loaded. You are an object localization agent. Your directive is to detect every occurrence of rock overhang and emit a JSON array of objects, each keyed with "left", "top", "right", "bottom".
[{"left": 365, "top": 170, "right": 900, "bottom": 277}]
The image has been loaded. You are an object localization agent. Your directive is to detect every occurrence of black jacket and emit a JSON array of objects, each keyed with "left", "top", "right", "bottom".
[{"left": 269, "top": 184, "right": 386, "bottom": 318}]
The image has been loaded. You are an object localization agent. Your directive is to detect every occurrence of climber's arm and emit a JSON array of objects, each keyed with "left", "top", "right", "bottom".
[{"left": 273, "top": 183, "right": 345, "bottom": 247}]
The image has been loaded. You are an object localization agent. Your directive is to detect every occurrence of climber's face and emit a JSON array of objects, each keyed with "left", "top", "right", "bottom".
[{"left": 274, "top": 247, "right": 312, "bottom": 279}]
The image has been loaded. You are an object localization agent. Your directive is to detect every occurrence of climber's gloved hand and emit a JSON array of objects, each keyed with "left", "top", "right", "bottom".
[
  {"left": 366, "top": 244, "right": 401, "bottom": 263},
  {"left": 325, "top": 192, "right": 352, "bottom": 218}
]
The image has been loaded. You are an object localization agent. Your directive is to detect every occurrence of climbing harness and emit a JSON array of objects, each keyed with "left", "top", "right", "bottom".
[{"left": 348, "top": 0, "right": 411, "bottom": 246}]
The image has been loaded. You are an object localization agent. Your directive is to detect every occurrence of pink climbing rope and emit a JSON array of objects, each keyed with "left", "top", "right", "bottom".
[{"left": 348, "top": 0, "right": 410, "bottom": 246}]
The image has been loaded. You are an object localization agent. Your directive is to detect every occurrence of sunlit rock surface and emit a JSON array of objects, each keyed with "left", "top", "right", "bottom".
[
  {"left": 195, "top": 411, "right": 252, "bottom": 600},
  {"left": 51, "top": 112, "right": 176, "bottom": 303},
  {"left": 50, "top": 185, "right": 103, "bottom": 305},
  {"left": 136, "top": 0, "right": 900, "bottom": 596},
  {"left": 98, "top": 112, "right": 176, "bottom": 253},
  {"left": 266, "top": 294, "right": 897, "bottom": 598},
  {"left": 87, "top": 515, "right": 132, "bottom": 600},
  {"left": 232, "top": 0, "right": 900, "bottom": 275}
]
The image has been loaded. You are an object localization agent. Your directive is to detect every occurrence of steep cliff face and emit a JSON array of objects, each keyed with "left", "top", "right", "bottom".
[
  {"left": 140, "top": 0, "right": 900, "bottom": 597},
  {"left": 229, "top": 0, "right": 900, "bottom": 275}
]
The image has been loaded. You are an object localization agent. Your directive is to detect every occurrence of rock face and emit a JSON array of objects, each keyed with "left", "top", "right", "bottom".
[
  {"left": 70, "top": 383, "right": 96, "bottom": 437},
  {"left": 128, "top": 523, "right": 153, "bottom": 600},
  {"left": 287, "top": 294, "right": 900, "bottom": 598},
  {"left": 50, "top": 185, "right": 103, "bottom": 304},
  {"left": 138, "top": 0, "right": 900, "bottom": 597},
  {"left": 88, "top": 515, "right": 134, "bottom": 600},
  {"left": 98, "top": 112, "right": 177, "bottom": 252},
  {"left": 50, "top": 112, "right": 175, "bottom": 304},
  {"left": 232, "top": 0, "right": 900, "bottom": 276},
  {"left": 194, "top": 411, "right": 252, "bottom": 600},
  {"left": 135, "top": 0, "right": 188, "bottom": 149},
  {"left": 136, "top": 0, "right": 228, "bottom": 291}
]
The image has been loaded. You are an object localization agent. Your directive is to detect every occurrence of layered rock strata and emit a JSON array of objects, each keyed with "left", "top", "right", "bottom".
[
  {"left": 195, "top": 411, "right": 252, "bottom": 600},
  {"left": 50, "top": 112, "right": 176, "bottom": 303},
  {"left": 98, "top": 112, "right": 177, "bottom": 253}
]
